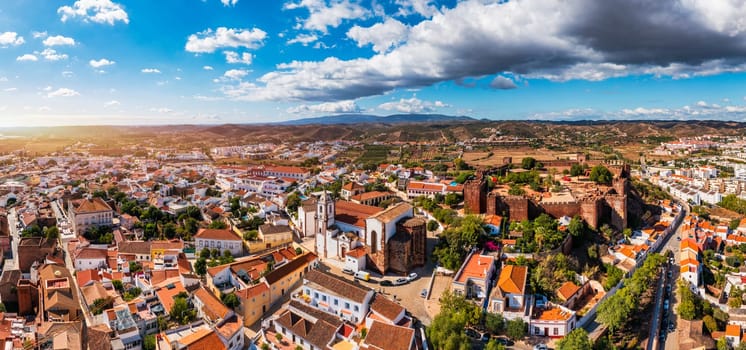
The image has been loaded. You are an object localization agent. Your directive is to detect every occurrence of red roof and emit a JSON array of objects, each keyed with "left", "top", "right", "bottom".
[{"left": 195, "top": 228, "right": 241, "bottom": 241}]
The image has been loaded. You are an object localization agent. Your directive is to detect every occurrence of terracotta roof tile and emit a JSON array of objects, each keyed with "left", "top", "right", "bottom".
[
  {"left": 364, "top": 320, "right": 414, "bottom": 350},
  {"left": 497, "top": 265, "right": 527, "bottom": 295},
  {"left": 195, "top": 228, "right": 241, "bottom": 241}
]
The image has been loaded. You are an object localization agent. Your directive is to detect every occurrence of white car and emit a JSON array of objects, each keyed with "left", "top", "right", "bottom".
[
  {"left": 407, "top": 272, "right": 418, "bottom": 281},
  {"left": 393, "top": 278, "right": 408, "bottom": 286},
  {"left": 533, "top": 345, "right": 548, "bottom": 350}
]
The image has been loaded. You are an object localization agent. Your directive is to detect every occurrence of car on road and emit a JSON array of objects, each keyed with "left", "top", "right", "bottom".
[
  {"left": 669, "top": 323, "right": 675, "bottom": 332},
  {"left": 380, "top": 280, "right": 393, "bottom": 286},
  {"left": 393, "top": 277, "right": 408, "bottom": 286},
  {"left": 420, "top": 288, "right": 428, "bottom": 298},
  {"left": 408, "top": 272, "right": 418, "bottom": 281},
  {"left": 533, "top": 344, "right": 548, "bottom": 350},
  {"left": 342, "top": 268, "right": 354, "bottom": 275},
  {"left": 664, "top": 300, "right": 669, "bottom": 310}
]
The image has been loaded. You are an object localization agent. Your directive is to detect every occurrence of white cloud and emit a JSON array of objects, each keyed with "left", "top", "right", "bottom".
[
  {"left": 104, "top": 100, "right": 120, "bottom": 107},
  {"left": 220, "top": 0, "right": 238, "bottom": 6},
  {"left": 16, "top": 54, "right": 38, "bottom": 62},
  {"left": 58, "top": 0, "right": 129, "bottom": 25},
  {"left": 38, "top": 106, "right": 52, "bottom": 112},
  {"left": 0, "top": 32, "right": 25, "bottom": 47},
  {"left": 141, "top": 68, "right": 161, "bottom": 74},
  {"left": 287, "top": 34, "right": 318, "bottom": 46},
  {"left": 696, "top": 100, "right": 708, "bottom": 107},
  {"left": 284, "top": 0, "right": 369, "bottom": 34},
  {"left": 62, "top": 71, "right": 74, "bottom": 78},
  {"left": 378, "top": 97, "right": 448, "bottom": 113},
  {"left": 32, "top": 31, "right": 48, "bottom": 39},
  {"left": 394, "top": 0, "right": 439, "bottom": 18},
  {"left": 224, "top": 69, "right": 249, "bottom": 80},
  {"left": 490, "top": 76, "right": 518, "bottom": 90},
  {"left": 203, "top": 65, "right": 214, "bottom": 70},
  {"left": 227, "top": 0, "right": 746, "bottom": 102},
  {"left": 40, "top": 48, "right": 68, "bottom": 61},
  {"left": 3, "top": 88, "right": 18, "bottom": 92},
  {"left": 47, "top": 88, "right": 80, "bottom": 98},
  {"left": 347, "top": 18, "right": 408, "bottom": 53},
  {"left": 287, "top": 100, "right": 361, "bottom": 114},
  {"left": 89, "top": 58, "right": 115, "bottom": 68},
  {"left": 42, "top": 35, "right": 76, "bottom": 46},
  {"left": 0, "top": 77, "right": 7, "bottom": 82},
  {"left": 224, "top": 51, "right": 253, "bottom": 64},
  {"left": 185, "top": 27, "right": 267, "bottom": 53}
]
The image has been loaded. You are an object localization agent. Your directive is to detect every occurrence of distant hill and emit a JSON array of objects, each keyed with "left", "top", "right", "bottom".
[{"left": 275, "top": 114, "right": 476, "bottom": 125}]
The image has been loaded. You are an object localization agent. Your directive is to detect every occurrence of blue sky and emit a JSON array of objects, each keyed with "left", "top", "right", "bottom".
[{"left": 1, "top": 0, "right": 746, "bottom": 126}]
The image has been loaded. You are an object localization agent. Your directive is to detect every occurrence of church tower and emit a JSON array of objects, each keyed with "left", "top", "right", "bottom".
[{"left": 315, "top": 191, "right": 334, "bottom": 258}]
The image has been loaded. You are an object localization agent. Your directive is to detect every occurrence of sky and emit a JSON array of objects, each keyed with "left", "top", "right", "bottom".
[{"left": 2, "top": 0, "right": 746, "bottom": 126}]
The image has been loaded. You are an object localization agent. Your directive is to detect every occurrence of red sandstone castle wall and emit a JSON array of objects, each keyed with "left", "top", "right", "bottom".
[{"left": 540, "top": 202, "right": 581, "bottom": 219}]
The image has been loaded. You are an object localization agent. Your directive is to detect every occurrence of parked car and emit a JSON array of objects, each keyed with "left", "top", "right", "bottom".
[
  {"left": 664, "top": 300, "right": 669, "bottom": 310},
  {"left": 393, "top": 277, "right": 408, "bottom": 286},
  {"left": 420, "top": 288, "right": 428, "bottom": 298},
  {"left": 380, "top": 280, "right": 393, "bottom": 286},
  {"left": 533, "top": 344, "right": 548, "bottom": 350},
  {"left": 465, "top": 329, "right": 480, "bottom": 339},
  {"left": 492, "top": 337, "right": 513, "bottom": 346},
  {"left": 342, "top": 268, "right": 354, "bottom": 275},
  {"left": 408, "top": 272, "right": 418, "bottom": 281}
]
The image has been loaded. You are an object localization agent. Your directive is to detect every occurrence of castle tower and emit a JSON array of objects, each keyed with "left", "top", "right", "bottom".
[{"left": 464, "top": 171, "right": 487, "bottom": 214}]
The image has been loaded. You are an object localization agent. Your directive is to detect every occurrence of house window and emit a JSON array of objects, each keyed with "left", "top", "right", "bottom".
[
  {"left": 334, "top": 299, "right": 338, "bottom": 306},
  {"left": 322, "top": 295, "right": 327, "bottom": 302},
  {"left": 534, "top": 327, "right": 540, "bottom": 335},
  {"left": 354, "top": 305, "right": 359, "bottom": 312},
  {"left": 554, "top": 328, "right": 559, "bottom": 335},
  {"left": 314, "top": 292, "right": 319, "bottom": 299},
  {"left": 345, "top": 302, "right": 350, "bottom": 309}
]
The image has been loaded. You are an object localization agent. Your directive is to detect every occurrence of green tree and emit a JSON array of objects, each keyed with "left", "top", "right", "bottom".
[
  {"left": 717, "top": 336, "right": 728, "bottom": 350},
  {"left": 485, "top": 312, "right": 504, "bottom": 334},
  {"left": 427, "top": 219, "right": 439, "bottom": 232},
  {"left": 45, "top": 226, "right": 60, "bottom": 240},
  {"left": 221, "top": 293, "right": 240, "bottom": 309},
  {"left": 556, "top": 328, "right": 592, "bottom": 350},
  {"left": 286, "top": 192, "right": 302, "bottom": 214},
  {"left": 703, "top": 315, "right": 718, "bottom": 334},
  {"left": 143, "top": 335, "right": 156, "bottom": 350},
  {"left": 589, "top": 165, "right": 613, "bottom": 184},
  {"left": 194, "top": 258, "right": 207, "bottom": 276},
  {"left": 243, "top": 230, "right": 259, "bottom": 241},
  {"left": 170, "top": 296, "right": 196, "bottom": 325},
  {"left": 208, "top": 220, "right": 227, "bottom": 229},
  {"left": 570, "top": 163, "right": 586, "bottom": 176},
  {"left": 568, "top": 216, "right": 585, "bottom": 237},
  {"left": 112, "top": 280, "right": 124, "bottom": 293},
  {"left": 199, "top": 247, "right": 211, "bottom": 259},
  {"left": 505, "top": 319, "right": 526, "bottom": 340},
  {"left": 485, "top": 340, "right": 506, "bottom": 350},
  {"left": 521, "top": 157, "right": 537, "bottom": 170},
  {"left": 275, "top": 333, "right": 284, "bottom": 343},
  {"left": 596, "top": 288, "right": 634, "bottom": 333},
  {"left": 603, "top": 264, "right": 624, "bottom": 290}
]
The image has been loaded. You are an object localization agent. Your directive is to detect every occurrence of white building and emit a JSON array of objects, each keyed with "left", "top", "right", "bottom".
[
  {"left": 195, "top": 228, "right": 244, "bottom": 256},
  {"left": 299, "top": 270, "right": 374, "bottom": 325},
  {"left": 68, "top": 197, "right": 113, "bottom": 235}
]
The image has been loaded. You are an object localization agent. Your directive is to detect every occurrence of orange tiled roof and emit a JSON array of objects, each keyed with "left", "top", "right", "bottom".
[
  {"left": 195, "top": 228, "right": 241, "bottom": 241},
  {"left": 727, "top": 324, "right": 741, "bottom": 337},
  {"left": 456, "top": 253, "right": 493, "bottom": 283},
  {"left": 556, "top": 281, "right": 580, "bottom": 301},
  {"left": 681, "top": 238, "right": 699, "bottom": 252},
  {"left": 498, "top": 265, "right": 527, "bottom": 295}
]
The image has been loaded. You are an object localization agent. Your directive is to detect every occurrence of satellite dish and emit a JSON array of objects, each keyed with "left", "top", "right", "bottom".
[{"left": 54, "top": 270, "right": 61, "bottom": 277}]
